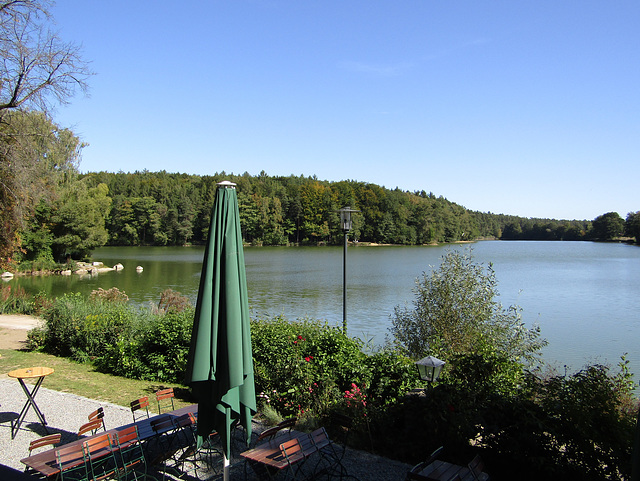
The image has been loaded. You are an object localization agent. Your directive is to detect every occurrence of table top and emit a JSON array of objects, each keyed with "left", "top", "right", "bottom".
[{"left": 8, "top": 367, "right": 54, "bottom": 379}]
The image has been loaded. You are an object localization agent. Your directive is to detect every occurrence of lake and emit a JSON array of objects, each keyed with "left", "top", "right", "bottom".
[{"left": 7, "top": 241, "right": 640, "bottom": 377}]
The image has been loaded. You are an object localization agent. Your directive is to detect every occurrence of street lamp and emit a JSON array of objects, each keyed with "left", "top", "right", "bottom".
[
  {"left": 415, "top": 356, "right": 446, "bottom": 387},
  {"left": 338, "top": 206, "right": 359, "bottom": 335}
]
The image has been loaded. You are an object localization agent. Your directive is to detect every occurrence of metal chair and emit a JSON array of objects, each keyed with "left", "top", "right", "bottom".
[
  {"left": 114, "top": 424, "right": 156, "bottom": 480},
  {"left": 56, "top": 442, "right": 88, "bottom": 481},
  {"left": 88, "top": 407, "right": 106, "bottom": 432},
  {"left": 280, "top": 437, "right": 308, "bottom": 481},
  {"left": 130, "top": 397, "right": 150, "bottom": 423},
  {"left": 77, "top": 418, "right": 105, "bottom": 438},
  {"left": 25, "top": 433, "right": 62, "bottom": 475},
  {"left": 82, "top": 432, "right": 118, "bottom": 481},
  {"left": 155, "top": 388, "right": 175, "bottom": 414}
]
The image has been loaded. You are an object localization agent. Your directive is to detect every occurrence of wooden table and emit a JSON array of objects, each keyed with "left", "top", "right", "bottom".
[
  {"left": 21, "top": 404, "right": 199, "bottom": 477},
  {"left": 241, "top": 429, "right": 332, "bottom": 480},
  {"left": 8, "top": 367, "right": 54, "bottom": 439},
  {"left": 417, "top": 459, "right": 480, "bottom": 481}
]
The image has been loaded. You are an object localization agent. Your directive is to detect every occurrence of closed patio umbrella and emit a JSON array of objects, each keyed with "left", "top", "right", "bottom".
[{"left": 186, "top": 180, "right": 256, "bottom": 480}]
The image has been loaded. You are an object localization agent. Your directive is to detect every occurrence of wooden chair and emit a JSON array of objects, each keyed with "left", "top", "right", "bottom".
[
  {"left": 467, "top": 455, "right": 489, "bottom": 481},
  {"left": 280, "top": 437, "right": 307, "bottom": 481},
  {"left": 406, "top": 446, "right": 445, "bottom": 480},
  {"left": 171, "top": 412, "right": 211, "bottom": 478},
  {"left": 114, "top": 425, "right": 150, "bottom": 481},
  {"left": 27, "top": 433, "right": 62, "bottom": 455},
  {"left": 148, "top": 415, "right": 181, "bottom": 474},
  {"left": 56, "top": 442, "right": 88, "bottom": 481},
  {"left": 25, "top": 433, "right": 62, "bottom": 474},
  {"left": 276, "top": 417, "right": 297, "bottom": 435},
  {"left": 155, "top": 388, "right": 175, "bottom": 414},
  {"left": 83, "top": 432, "right": 118, "bottom": 481},
  {"left": 87, "top": 407, "right": 106, "bottom": 432},
  {"left": 77, "top": 418, "right": 105, "bottom": 438},
  {"left": 130, "top": 396, "right": 150, "bottom": 423}
]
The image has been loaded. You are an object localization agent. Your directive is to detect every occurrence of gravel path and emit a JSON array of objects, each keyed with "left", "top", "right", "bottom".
[{"left": 0, "top": 378, "right": 411, "bottom": 480}]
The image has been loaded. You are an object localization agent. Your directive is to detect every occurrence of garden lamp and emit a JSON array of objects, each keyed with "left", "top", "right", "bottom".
[
  {"left": 416, "top": 356, "right": 445, "bottom": 385},
  {"left": 337, "top": 206, "right": 360, "bottom": 335}
]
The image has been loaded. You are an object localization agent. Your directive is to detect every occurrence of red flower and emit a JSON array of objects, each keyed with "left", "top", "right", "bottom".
[{"left": 304, "top": 356, "right": 313, "bottom": 362}]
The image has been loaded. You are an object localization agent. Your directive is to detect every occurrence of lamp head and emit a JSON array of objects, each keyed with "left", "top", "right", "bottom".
[{"left": 415, "top": 355, "right": 446, "bottom": 383}]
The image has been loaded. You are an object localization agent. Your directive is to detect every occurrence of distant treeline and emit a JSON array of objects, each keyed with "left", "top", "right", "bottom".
[{"left": 81, "top": 170, "right": 639, "bottom": 247}]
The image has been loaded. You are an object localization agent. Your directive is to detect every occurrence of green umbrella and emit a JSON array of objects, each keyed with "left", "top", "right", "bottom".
[{"left": 186, "top": 181, "right": 256, "bottom": 479}]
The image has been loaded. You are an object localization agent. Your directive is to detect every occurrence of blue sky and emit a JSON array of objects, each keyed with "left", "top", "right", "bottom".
[{"left": 50, "top": 1, "right": 639, "bottom": 221}]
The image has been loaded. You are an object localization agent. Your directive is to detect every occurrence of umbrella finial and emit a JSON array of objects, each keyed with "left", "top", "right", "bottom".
[{"left": 217, "top": 180, "right": 237, "bottom": 189}]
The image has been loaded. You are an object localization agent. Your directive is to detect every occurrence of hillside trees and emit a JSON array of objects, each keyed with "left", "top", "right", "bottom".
[
  {"left": 0, "top": 0, "right": 91, "bottom": 268},
  {"left": 624, "top": 212, "right": 640, "bottom": 243},
  {"left": 592, "top": 212, "right": 625, "bottom": 241}
]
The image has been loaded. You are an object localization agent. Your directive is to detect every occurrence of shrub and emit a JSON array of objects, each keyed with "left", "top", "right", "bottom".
[
  {"left": 98, "top": 307, "right": 194, "bottom": 383},
  {"left": 157, "top": 288, "right": 191, "bottom": 313},
  {"left": 0, "top": 284, "right": 33, "bottom": 314},
  {"left": 89, "top": 287, "right": 129, "bottom": 303},
  {"left": 391, "top": 248, "right": 546, "bottom": 364},
  {"left": 41, "top": 292, "right": 138, "bottom": 360}
]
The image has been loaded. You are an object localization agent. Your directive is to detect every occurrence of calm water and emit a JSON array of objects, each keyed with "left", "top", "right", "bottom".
[{"left": 8, "top": 242, "right": 640, "bottom": 377}]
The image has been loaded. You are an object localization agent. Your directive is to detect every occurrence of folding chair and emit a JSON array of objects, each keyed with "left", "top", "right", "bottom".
[
  {"left": 25, "top": 433, "right": 62, "bottom": 475},
  {"left": 467, "top": 455, "right": 489, "bottom": 481},
  {"left": 56, "top": 442, "right": 89, "bottom": 481},
  {"left": 114, "top": 425, "right": 154, "bottom": 481},
  {"left": 83, "top": 432, "right": 118, "bottom": 481},
  {"left": 280, "top": 437, "right": 308, "bottom": 481},
  {"left": 405, "top": 446, "right": 444, "bottom": 481},
  {"left": 276, "top": 417, "right": 297, "bottom": 435},
  {"left": 148, "top": 415, "right": 181, "bottom": 477},
  {"left": 130, "top": 397, "right": 150, "bottom": 423},
  {"left": 88, "top": 407, "right": 106, "bottom": 432},
  {"left": 310, "top": 427, "right": 358, "bottom": 480},
  {"left": 171, "top": 412, "right": 214, "bottom": 479},
  {"left": 155, "top": 388, "right": 175, "bottom": 414},
  {"left": 27, "top": 433, "right": 62, "bottom": 455},
  {"left": 77, "top": 418, "right": 105, "bottom": 438}
]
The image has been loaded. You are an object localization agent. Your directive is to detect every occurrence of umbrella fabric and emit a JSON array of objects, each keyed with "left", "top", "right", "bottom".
[{"left": 186, "top": 183, "right": 256, "bottom": 459}]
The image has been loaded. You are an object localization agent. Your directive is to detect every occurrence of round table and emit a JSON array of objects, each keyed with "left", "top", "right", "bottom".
[{"left": 8, "top": 366, "right": 54, "bottom": 438}]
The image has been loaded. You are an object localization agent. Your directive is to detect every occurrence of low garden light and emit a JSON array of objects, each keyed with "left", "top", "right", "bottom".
[{"left": 416, "top": 356, "right": 445, "bottom": 386}]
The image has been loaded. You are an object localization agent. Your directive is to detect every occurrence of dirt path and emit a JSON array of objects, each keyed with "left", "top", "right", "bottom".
[{"left": 0, "top": 314, "right": 42, "bottom": 350}]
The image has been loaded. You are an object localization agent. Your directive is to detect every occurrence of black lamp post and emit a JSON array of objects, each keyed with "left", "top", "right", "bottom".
[
  {"left": 338, "top": 206, "right": 359, "bottom": 335},
  {"left": 415, "top": 355, "right": 446, "bottom": 388}
]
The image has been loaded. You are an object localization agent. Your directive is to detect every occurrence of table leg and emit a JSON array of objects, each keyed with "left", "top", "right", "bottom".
[{"left": 11, "top": 376, "right": 49, "bottom": 438}]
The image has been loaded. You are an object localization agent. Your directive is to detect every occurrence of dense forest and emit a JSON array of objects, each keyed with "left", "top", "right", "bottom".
[{"left": 82, "top": 170, "right": 628, "bottom": 248}]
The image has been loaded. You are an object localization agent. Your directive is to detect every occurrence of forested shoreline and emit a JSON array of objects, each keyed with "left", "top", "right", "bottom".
[{"left": 81, "top": 170, "right": 639, "bottom": 248}]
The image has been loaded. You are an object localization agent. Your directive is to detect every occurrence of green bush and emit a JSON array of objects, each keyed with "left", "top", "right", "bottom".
[
  {"left": 42, "top": 292, "right": 139, "bottom": 360},
  {"left": 97, "top": 307, "right": 194, "bottom": 383}
]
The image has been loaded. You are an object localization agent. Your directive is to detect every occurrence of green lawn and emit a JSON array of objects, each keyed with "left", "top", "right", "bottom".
[{"left": 0, "top": 348, "right": 195, "bottom": 413}]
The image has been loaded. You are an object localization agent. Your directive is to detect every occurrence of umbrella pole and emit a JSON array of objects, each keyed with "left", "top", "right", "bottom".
[{"left": 223, "top": 454, "right": 230, "bottom": 481}]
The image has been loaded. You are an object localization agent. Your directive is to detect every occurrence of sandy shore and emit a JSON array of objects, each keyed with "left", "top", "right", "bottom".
[{"left": 0, "top": 314, "right": 42, "bottom": 350}]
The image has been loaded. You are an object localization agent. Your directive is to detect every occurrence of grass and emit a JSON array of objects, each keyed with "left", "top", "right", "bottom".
[{"left": 0, "top": 347, "right": 195, "bottom": 413}]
